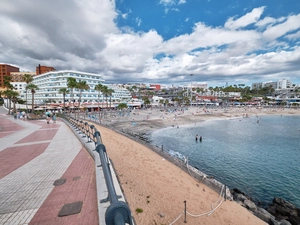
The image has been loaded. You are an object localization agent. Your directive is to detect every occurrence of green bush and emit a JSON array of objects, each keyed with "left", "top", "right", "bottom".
[{"left": 135, "top": 208, "right": 143, "bottom": 214}]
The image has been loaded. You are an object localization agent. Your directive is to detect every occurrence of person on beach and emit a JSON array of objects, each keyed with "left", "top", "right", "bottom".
[
  {"left": 200, "top": 136, "right": 202, "bottom": 142},
  {"left": 195, "top": 134, "right": 198, "bottom": 141}
]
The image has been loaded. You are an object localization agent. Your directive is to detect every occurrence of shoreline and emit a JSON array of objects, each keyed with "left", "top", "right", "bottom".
[
  {"left": 88, "top": 106, "right": 300, "bottom": 224},
  {"left": 100, "top": 106, "right": 300, "bottom": 133}
]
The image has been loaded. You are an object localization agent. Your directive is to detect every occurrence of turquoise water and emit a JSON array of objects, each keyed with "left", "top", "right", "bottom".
[{"left": 150, "top": 115, "right": 300, "bottom": 207}]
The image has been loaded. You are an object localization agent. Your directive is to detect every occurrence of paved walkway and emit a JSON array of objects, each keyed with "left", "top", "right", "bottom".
[{"left": 0, "top": 107, "right": 98, "bottom": 225}]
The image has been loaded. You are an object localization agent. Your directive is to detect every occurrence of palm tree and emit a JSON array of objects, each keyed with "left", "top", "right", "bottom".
[
  {"left": 3, "top": 89, "right": 18, "bottom": 114},
  {"left": 107, "top": 88, "right": 115, "bottom": 109},
  {"left": 58, "top": 88, "right": 69, "bottom": 113},
  {"left": 23, "top": 74, "right": 33, "bottom": 113},
  {"left": 142, "top": 96, "right": 150, "bottom": 108},
  {"left": 67, "top": 77, "right": 77, "bottom": 103},
  {"left": 164, "top": 99, "right": 169, "bottom": 107},
  {"left": 11, "top": 91, "right": 20, "bottom": 113},
  {"left": 4, "top": 76, "right": 14, "bottom": 90},
  {"left": 117, "top": 102, "right": 127, "bottom": 110},
  {"left": 26, "top": 83, "right": 39, "bottom": 112},
  {"left": 3, "top": 76, "right": 15, "bottom": 113},
  {"left": 76, "top": 81, "right": 90, "bottom": 109},
  {"left": 208, "top": 86, "right": 214, "bottom": 96},
  {"left": 159, "top": 99, "right": 164, "bottom": 106},
  {"left": 101, "top": 86, "right": 109, "bottom": 109},
  {"left": 94, "top": 83, "right": 104, "bottom": 119}
]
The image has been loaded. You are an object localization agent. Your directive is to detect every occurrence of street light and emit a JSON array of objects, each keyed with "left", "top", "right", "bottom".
[{"left": 190, "top": 74, "right": 193, "bottom": 106}]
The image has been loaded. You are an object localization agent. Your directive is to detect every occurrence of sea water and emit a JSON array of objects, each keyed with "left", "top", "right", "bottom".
[{"left": 150, "top": 115, "right": 300, "bottom": 207}]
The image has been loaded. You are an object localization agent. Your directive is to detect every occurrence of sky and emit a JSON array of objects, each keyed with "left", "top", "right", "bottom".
[{"left": 1, "top": 0, "right": 300, "bottom": 87}]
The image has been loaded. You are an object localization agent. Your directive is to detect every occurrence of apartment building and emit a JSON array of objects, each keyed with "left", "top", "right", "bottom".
[
  {"left": 10, "top": 72, "right": 36, "bottom": 82},
  {"left": 36, "top": 64, "right": 56, "bottom": 75},
  {"left": 26, "top": 70, "right": 132, "bottom": 105},
  {"left": 0, "top": 64, "right": 19, "bottom": 88}
]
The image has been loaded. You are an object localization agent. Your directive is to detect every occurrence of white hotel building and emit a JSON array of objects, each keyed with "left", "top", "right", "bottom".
[{"left": 26, "top": 70, "right": 133, "bottom": 106}]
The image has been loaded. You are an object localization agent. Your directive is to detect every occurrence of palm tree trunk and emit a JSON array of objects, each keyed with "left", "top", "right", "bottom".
[
  {"left": 26, "top": 91, "right": 28, "bottom": 113},
  {"left": 63, "top": 94, "right": 66, "bottom": 113},
  {"left": 110, "top": 95, "right": 112, "bottom": 109},
  {"left": 32, "top": 92, "right": 34, "bottom": 112},
  {"left": 8, "top": 98, "right": 12, "bottom": 114},
  {"left": 102, "top": 94, "right": 105, "bottom": 119},
  {"left": 98, "top": 94, "right": 100, "bottom": 121}
]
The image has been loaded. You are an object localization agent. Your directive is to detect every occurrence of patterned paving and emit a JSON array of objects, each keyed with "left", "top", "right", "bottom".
[{"left": 0, "top": 108, "right": 98, "bottom": 225}]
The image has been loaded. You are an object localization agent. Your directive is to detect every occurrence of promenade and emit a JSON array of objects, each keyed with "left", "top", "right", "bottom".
[{"left": 0, "top": 107, "right": 98, "bottom": 225}]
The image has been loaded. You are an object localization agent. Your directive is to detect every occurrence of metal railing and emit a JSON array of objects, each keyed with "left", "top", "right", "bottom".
[{"left": 66, "top": 116, "right": 133, "bottom": 225}]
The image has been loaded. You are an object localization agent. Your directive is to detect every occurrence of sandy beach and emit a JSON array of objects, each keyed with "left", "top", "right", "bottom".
[{"left": 89, "top": 106, "right": 300, "bottom": 225}]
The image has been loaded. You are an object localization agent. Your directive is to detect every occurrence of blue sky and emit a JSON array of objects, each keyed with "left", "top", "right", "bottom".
[
  {"left": 116, "top": 0, "right": 299, "bottom": 40},
  {"left": 1, "top": 0, "right": 300, "bottom": 87}
]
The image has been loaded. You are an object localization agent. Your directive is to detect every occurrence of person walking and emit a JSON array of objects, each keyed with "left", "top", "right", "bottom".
[
  {"left": 52, "top": 113, "right": 57, "bottom": 123},
  {"left": 46, "top": 110, "right": 51, "bottom": 124},
  {"left": 22, "top": 111, "right": 26, "bottom": 120}
]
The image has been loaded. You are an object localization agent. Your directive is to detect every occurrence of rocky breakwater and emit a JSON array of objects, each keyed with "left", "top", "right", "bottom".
[{"left": 231, "top": 189, "right": 300, "bottom": 225}]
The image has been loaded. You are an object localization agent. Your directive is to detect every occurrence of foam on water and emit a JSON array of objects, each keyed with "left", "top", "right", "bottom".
[{"left": 150, "top": 115, "right": 300, "bottom": 207}]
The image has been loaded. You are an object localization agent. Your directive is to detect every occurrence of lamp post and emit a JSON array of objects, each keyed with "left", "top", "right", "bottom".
[{"left": 190, "top": 74, "right": 193, "bottom": 106}]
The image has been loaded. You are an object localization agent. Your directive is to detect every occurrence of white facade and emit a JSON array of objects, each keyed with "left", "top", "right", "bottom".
[
  {"left": 27, "top": 70, "right": 132, "bottom": 105},
  {"left": 277, "top": 79, "right": 292, "bottom": 89},
  {"left": 11, "top": 82, "right": 27, "bottom": 99}
]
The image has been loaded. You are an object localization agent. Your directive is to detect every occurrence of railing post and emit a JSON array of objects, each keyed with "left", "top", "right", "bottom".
[{"left": 81, "top": 121, "right": 86, "bottom": 138}]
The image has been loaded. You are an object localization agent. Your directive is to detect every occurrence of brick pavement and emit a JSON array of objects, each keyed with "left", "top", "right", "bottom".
[{"left": 0, "top": 107, "right": 98, "bottom": 225}]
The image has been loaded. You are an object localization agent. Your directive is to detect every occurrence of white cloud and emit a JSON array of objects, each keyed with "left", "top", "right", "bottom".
[
  {"left": 225, "top": 6, "right": 265, "bottom": 30},
  {"left": 1, "top": 0, "right": 300, "bottom": 85},
  {"left": 263, "top": 14, "right": 300, "bottom": 40},
  {"left": 285, "top": 31, "right": 300, "bottom": 40},
  {"left": 159, "top": 0, "right": 176, "bottom": 6},
  {"left": 255, "top": 16, "right": 277, "bottom": 27},
  {"left": 161, "top": 22, "right": 261, "bottom": 55},
  {"left": 136, "top": 17, "right": 142, "bottom": 27}
]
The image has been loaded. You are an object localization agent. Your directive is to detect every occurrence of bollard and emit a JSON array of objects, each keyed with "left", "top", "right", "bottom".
[{"left": 184, "top": 200, "right": 187, "bottom": 223}]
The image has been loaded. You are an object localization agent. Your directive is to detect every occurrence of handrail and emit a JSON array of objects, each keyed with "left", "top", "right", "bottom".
[{"left": 65, "top": 115, "right": 133, "bottom": 225}]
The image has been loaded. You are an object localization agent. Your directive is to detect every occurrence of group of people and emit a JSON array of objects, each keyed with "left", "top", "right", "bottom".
[
  {"left": 195, "top": 134, "right": 202, "bottom": 142},
  {"left": 45, "top": 110, "right": 57, "bottom": 124},
  {"left": 12, "top": 111, "right": 26, "bottom": 120}
]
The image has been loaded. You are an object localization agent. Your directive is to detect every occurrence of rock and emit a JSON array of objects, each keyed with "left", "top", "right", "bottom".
[
  {"left": 270, "top": 218, "right": 281, "bottom": 225},
  {"left": 276, "top": 205, "right": 293, "bottom": 217},
  {"left": 273, "top": 198, "right": 296, "bottom": 210},
  {"left": 279, "top": 219, "right": 292, "bottom": 225},
  {"left": 254, "top": 207, "right": 275, "bottom": 224},
  {"left": 267, "top": 197, "right": 300, "bottom": 225},
  {"left": 232, "top": 188, "right": 245, "bottom": 195},
  {"left": 244, "top": 199, "right": 257, "bottom": 212},
  {"left": 289, "top": 215, "right": 300, "bottom": 225},
  {"left": 158, "top": 212, "right": 165, "bottom": 218},
  {"left": 268, "top": 206, "right": 277, "bottom": 216},
  {"left": 233, "top": 193, "right": 247, "bottom": 202}
]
